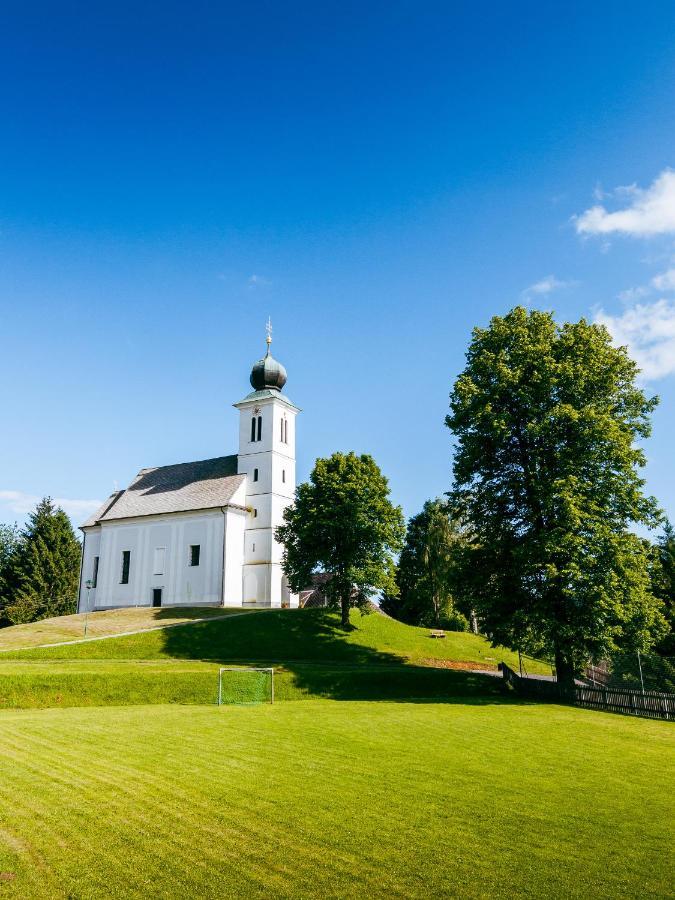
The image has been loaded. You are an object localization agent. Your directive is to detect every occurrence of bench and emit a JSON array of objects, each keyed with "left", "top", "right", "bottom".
[{"left": 429, "top": 629, "right": 446, "bottom": 639}]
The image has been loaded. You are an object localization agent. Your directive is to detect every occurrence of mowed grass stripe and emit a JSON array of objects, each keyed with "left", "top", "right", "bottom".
[
  {"left": 0, "top": 710, "right": 370, "bottom": 897},
  {"left": 0, "top": 702, "right": 672, "bottom": 898}
]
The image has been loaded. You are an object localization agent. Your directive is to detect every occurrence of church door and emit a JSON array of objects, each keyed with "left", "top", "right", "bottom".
[{"left": 152, "top": 588, "right": 162, "bottom": 608}]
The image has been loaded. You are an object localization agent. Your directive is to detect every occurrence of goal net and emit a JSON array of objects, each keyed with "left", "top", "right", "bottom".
[{"left": 217, "top": 667, "right": 274, "bottom": 705}]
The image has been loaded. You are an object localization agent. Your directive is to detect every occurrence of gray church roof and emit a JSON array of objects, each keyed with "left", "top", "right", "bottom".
[{"left": 81, "top": 455, "right": 245, "bottom": 527}]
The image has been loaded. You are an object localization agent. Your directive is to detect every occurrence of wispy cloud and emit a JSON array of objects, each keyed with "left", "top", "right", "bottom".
[
  {"left": 618, "top": 285, "right": 650, "bottom": 303},
  {"left": 575, "top": 169, "right": 675, "bottom": 237},
  {"left": 248, "top": 274, "right": 271, "bottom": 288},
  {"left": 0, "top": 490, "right": 102, "bottom": 522},
  {"left": 594, "top": 300, "right": 675, "bottom": 381},
  {"left": 652, "top": 268, "right": 675, "bottom": 292},
  {"left": 522, "top": 275, "right": 576, "bottom": 298}
]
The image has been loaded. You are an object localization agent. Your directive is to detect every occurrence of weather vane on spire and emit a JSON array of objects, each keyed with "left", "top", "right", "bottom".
[{"left": 266, "top": 316, "right": 273, "bottom": 348}]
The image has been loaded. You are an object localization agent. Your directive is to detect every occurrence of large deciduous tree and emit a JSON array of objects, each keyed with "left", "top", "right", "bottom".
[
  {"left": 3, "top": 498, "right": 81, "bottom": 625},
  {"left": 277, "top": 452, "right": 404, "bottom": 627},
  {"left": 447, "top": 306, "right": 667, "bottom": 688},
  {"left": 382, "top": 500, "right": 469, "bottom": 629}
]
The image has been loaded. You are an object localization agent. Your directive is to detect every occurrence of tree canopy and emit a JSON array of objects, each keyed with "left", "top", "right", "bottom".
[
  {"left": 277, "top": 452, "right": 405, "bottom": 627},
  {"left": 1, "top": 498, "right": 81, "bottom": 626},
  {"left": 651, "top": 522, "right": 675, "bottom": 656},
  {"left": 382, "top": 499, "right": 469, "bottom": 630},
  {"left": 446, "top": 306, "right": 667, "bottom": 686}
]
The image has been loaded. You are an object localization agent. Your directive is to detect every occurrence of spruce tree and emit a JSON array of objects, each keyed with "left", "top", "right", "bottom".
[{"left": 4, "top": 498, "right": 82, "bottom": 625}]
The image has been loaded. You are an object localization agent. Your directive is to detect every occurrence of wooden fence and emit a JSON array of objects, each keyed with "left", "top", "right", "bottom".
[{"left": 499, "top": 662, "right": 674, "bottom": 721}]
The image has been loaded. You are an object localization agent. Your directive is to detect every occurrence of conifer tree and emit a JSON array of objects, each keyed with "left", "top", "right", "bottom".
[{"left": 4, "top": 498, "right": 81, "bottom": 625}]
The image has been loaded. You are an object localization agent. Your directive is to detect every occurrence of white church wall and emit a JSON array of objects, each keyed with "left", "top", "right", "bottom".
[
  {"left": 222, "top": 507, "right": 246, "bottom": 606},
  {"left": 87, "top": 510, "right": 227, "bottom": 609},
  {"left": 78, "top": 528, "right": 101, "bottom": 612}
]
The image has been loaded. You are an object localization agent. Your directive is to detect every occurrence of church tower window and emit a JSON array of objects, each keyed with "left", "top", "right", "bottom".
[
  {"left": 257, "top": 415, "right": 262, "bottom": 441},
  {"left": 250, "top": 417, "right": 256, "bottom": 442},
  {"left": 253, "top": 468, "right": 259, "bottom": 481}
]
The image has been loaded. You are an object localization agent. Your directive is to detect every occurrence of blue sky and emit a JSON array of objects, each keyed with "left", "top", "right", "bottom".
[{"left": 2, "top": 1, "right": 675, "bottom": 529}]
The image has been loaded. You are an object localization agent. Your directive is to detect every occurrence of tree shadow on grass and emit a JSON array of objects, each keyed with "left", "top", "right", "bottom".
[{"left": 160, "top": 609, "right": 512, "bottom": 704}]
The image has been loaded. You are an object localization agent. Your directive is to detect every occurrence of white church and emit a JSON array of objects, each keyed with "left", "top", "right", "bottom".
[{"left": 77, "top": 329, "right": 300, "bottom": 612}]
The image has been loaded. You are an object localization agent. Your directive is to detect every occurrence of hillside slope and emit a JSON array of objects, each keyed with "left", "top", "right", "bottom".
[
  {"left": 0, "top": 606, "right": 248, "bottom": 651},
  {"left": 4, "top": 608, "right": 550, "bottom": 673}
]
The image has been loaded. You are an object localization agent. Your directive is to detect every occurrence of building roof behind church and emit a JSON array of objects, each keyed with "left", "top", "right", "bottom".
[{"left": 81, "top": 455, "right": 245, "bottom": 527}]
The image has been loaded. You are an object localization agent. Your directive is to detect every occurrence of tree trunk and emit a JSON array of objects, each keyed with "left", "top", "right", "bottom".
[
  {"left": 341, "top": 590, "right": 351, "bottom": 628},
  {"left": 554, "top": 644, "right": 576, "bottom": 695}
]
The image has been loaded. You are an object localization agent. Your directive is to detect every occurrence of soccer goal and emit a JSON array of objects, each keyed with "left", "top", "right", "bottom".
[{"left": 217, "top": 667, "right": 274, "bottom": 706}]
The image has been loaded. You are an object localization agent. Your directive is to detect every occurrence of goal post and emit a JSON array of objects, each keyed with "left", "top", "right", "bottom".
[{"left": 217, "top": 667, "right": 274, "bottom": 706}]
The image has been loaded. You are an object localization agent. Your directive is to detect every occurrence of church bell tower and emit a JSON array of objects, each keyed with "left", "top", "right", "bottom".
[{"left": 234, "top": 322, "right": 300, "bottom": 608}]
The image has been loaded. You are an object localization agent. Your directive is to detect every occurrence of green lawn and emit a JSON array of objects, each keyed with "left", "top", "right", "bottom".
[
  {"left": 0, "top": 700, "right": 671, "bottom": 898},
  {"left": 2, "top": 608, "right": 550, "bottom": 674}
]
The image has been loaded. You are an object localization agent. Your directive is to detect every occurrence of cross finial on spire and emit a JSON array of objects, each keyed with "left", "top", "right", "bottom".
[{"left": 265, "top": 316, "right": 273, "bottom": 350}]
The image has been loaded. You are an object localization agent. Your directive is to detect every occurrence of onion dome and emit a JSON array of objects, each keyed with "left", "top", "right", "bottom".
[{"left": 249, "top": 323, "right": 287, "bottom": 391}]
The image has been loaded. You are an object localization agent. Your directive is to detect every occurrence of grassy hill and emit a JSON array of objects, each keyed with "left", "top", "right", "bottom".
[
  {"left": 0, "top": 605, "right": 248, "bottom": 651},
  {"left": 0, "top": 609, "right": 671, "bottom": 898},
  {"left": 3, "top": 607, "right": 550, "bottom": 671},
  {"left": 0, "top": 607, "right": 549, "bottom": 708}
]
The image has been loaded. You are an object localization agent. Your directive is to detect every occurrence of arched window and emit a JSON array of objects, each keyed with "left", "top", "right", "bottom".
[
  {"left": 284, "top": 419, "right": 289, "bottom": 443},
  {"left": 282, "top": 469, "right": 286, "bottom": 483},
  {"left": 253, "top": 468, "right": 259, "bottom": 482},
  {"left": 280, "top": 418, "right": 284, "bottom": 441},
  {"left": 257, "top": 415, "right": 262, "bottom": 441},
  {"left": 250, "top": 417, "right": 256, "bottom": 442}
]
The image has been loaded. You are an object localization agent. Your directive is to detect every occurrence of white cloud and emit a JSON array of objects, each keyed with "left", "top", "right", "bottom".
[
  {"left": 0, "top": 490, "right": 102, "bottom": 522},
  {"left": 617, "top": 285, "right": 650, "bottom": 303},
  {"left": 652, "top": 268, "right": 675, "bottom": 291},
  {"left": 594, "top": 299, "right": 675, "bottom": 380},
  {"left": 522, "top": 275, "right": 575, "bottom": 297},
  {"left": 248, "top": 274, "right": 271, "bottom": 287},
  {"left": 575, "top": 169, "right": 675, "bottom": 237}
]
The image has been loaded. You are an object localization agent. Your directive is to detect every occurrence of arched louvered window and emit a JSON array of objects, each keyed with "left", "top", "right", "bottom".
[
  {"left": 257, "top": 416, "right": 262, "bottom": 441},
  {"left": 250, "top": 417, "right": 256, "bottom": 442}
]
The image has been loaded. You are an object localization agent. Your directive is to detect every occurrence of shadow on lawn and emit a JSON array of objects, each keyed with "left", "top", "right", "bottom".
[{"left": 160, "top": 609, "right": 509, "bottom": 704}]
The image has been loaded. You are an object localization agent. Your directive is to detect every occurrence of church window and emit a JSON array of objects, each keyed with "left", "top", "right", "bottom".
[
  {"left": 280, "top": 418, "right": 284, "bottom": 441},
  {"left": 153, "top": 547, "right": 165, "bottom": 575},
  {"left": 253, "top": 468, "right": 259, "bottom": 482},
  {"left": 253, "top": 508, "right": 258, "bottom": 518},
  {"left": 257, "top": 415, "right": 262, "bottom": 441},
  {"left": 190, "top": 545, "right": 201, "bottom": 567},
  {"left": 284, "top": 419, "right": 289, "bottom": 443},
  {"left": 252, "top": 542, "right": 256, "bottom": 552},
  {"left": 92, "top": 556, "right": 99, "bottom": 588},
  {"left": 120, "top": 550, "right": 131, "bottom": 584},
  {"left": 250, "top": 417, "right": 256, "bottom": 442},
  {"left": 282, "top": 469, "right": 286, "bottom": 483}
]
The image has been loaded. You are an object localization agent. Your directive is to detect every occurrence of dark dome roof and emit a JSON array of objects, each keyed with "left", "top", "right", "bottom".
[{"left": 250, "top": 348, "right": 287, "bottom": 391}]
